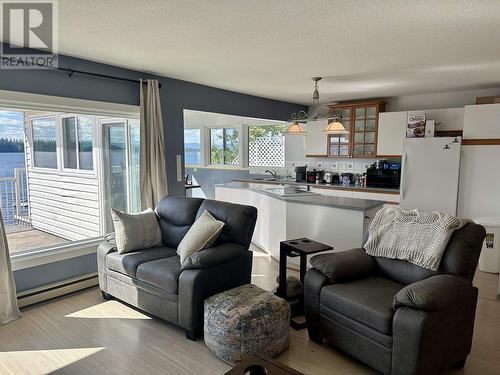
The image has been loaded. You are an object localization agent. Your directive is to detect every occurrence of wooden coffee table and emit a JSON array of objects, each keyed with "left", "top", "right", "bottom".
[
  {"left": 225, "top": 353, "right": 304, "bottom": 375},
  {"left": 275, "top": 238, "right": 333, "bottom": 329}
]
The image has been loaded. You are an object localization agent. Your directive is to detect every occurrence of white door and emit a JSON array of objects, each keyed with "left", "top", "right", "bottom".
[{"left": 400, "top": 137, "right": 461, "bottom": 215}]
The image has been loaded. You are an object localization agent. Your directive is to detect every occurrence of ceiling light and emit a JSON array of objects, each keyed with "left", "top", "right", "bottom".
[
  {"left": 289, "top": 77, "right": 330, "bottom": 123},
  {"left": 284, "top": 121, "right": 307, "bottom": 135},
  {"left": 324, "top": 120, "right": 348, "bottom": 134}
]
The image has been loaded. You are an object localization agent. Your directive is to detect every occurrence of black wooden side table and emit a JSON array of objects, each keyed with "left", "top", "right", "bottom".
[
  {"left": 275, "top": 238, "right": 333, "bottom": 329},
  {"left": 225, "top": 353, "right": 304, "bottom": 375}
]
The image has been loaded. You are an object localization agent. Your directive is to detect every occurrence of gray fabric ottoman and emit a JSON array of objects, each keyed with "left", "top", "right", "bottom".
[{"left": 204, "top": 284, "right": 290, "bottom": 364}]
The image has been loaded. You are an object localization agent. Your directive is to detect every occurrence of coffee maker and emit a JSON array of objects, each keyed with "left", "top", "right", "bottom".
[{"left": 294, "top": 166, "right": 307, "bottom": 182}]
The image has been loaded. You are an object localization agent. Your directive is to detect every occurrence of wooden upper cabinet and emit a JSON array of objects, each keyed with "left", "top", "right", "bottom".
[
  {"left": 327, "top": 101, "right": 385, "bottom": 158},
  {"left": 327, "top": 107, "right": 351, "bottom": 157}
]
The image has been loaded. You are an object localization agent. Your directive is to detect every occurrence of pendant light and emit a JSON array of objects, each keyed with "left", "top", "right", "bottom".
[
  {"left": 285, "top": 77, "right": 348, "bottom": 135},
  {"left": 284, "top": 121, "right": 307, "bottom": 135},
  {"left": 323, "top": 118, "right": 348, "bottom": 134}
]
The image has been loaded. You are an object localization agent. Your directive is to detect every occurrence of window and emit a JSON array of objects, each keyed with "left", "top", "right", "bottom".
[
  {"left": 62, "top": 115, "right": 94, "bottom": 170},
  {"left": 4, "top": 110, "right": 140, "bottom": 257},
  {"left": 32, "top": 116, "right": 57, "bottom": 169},
  {"left": 248, "top": 124, "right": 285, "bottom": 167},
  {"left": 62, "top": 117, "right": 77, "bottom": 168},
  {"left": 210, "top": 128, "right": 239, "bottom": 165},
  {"left": 184, "top": 129, "right": 201, "bottom": 165}
]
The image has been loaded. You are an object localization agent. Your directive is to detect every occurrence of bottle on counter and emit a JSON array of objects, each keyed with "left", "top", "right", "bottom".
[
  {"left": 316, "top": 170, "right": 324, "bottom": 184},
  {"left": 361, "top": 173, "right": 367, "bottom": 187}
]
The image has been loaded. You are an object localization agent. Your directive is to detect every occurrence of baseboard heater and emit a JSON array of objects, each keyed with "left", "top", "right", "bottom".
[{"left": 17, "top": 273, "right": 99, "bottom": 308}]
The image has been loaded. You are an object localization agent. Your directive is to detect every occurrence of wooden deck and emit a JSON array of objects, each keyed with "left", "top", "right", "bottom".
[{"left": 5, "top": 224, "right": 69, "bottom": 253}]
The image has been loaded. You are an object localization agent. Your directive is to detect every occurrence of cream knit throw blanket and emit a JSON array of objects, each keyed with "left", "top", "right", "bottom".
[{"left": 364, "top": 207, "right": 471, "bottom": 271}]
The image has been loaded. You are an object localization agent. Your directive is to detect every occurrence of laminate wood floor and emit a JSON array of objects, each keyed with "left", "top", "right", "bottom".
[{"left": 1, "top": 251, "right": 499, "bottom": 375}]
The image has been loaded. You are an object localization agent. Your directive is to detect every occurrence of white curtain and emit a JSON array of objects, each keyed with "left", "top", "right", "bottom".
[
  {"left": 140, "top": 79, "right": 168, "bottom": 209},
  {"left": 0, "top": 209, "right": 21, "bottom": 325}
]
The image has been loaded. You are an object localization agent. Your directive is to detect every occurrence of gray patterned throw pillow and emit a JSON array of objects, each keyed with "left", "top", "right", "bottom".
[
  {"left": 110, "top": 208, "right": 162, "bottom": 254},
  {"left": 177, "top": 210, "right": 225, "bottom": 265}
]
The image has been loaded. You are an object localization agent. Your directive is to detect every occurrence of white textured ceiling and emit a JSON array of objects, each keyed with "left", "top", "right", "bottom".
[
  {"left": 54, "top": 0, "right": 500, "bottom": 104},
  {"left": 183, "top": 109, "right": 286, "bottom": 129}
]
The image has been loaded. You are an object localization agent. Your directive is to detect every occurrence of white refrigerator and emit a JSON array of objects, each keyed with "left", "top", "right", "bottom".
[{"left": 400, "top": 137, "right": 461, "bottom": 215}]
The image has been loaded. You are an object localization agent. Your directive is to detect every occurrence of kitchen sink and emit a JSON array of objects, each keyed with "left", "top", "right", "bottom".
[
  {"left": 264, "top": 187, "right": 318, "bottom": 197},
  {"left": 252, "top": 177, "right": 278, "bottom": 181}
]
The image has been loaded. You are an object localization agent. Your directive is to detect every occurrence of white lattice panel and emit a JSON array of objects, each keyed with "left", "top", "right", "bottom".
[{"left": 249, "top": 137, "right": 284, "bottom": 167}]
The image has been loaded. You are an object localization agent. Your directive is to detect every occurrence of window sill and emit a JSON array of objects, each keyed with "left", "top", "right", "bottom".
[
  {"left": 204, "top": 165, "right": 243, "bottom": 170},
  {"left": 10, "top": 237, "right": 103, "bottom": 271}
]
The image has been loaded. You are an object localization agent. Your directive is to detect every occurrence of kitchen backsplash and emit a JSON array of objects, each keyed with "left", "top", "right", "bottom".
[
  {"left": 250, "top": 157, "right": 402, "bottom": 177},
  {"left": 289, "top": 158, "right": 375, "bottom": 174}
]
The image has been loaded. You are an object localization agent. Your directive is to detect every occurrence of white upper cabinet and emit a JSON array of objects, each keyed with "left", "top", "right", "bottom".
[
  {"left": 463, "top": 103, "right": 500, "bottom": 139},
  {"left": 433, "top": 108, "right": 464, "bottom": 130},
  {"left": 304, "top": 119, "right": 328, "bottom": 156},
  {"left": 377, "top": 111, "right": 407, "bottom": 156},
  {"left": 377, "top": 108, "right": 464, "bottom": 156}
]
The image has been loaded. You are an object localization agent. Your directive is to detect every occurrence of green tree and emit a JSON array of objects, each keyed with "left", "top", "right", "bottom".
[
  {"left": 248, "top": 124, "right": 285, "bottom": 143},
  {"left": 210, "top": 128, "right": 239, "bottom": 165},
  {"left": 0, "top": 138, "right": 25, "bottom": 153}
]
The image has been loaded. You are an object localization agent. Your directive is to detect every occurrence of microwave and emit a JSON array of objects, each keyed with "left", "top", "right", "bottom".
[{"left": 366, "top": 167, "right": 401, "bottom": 189}]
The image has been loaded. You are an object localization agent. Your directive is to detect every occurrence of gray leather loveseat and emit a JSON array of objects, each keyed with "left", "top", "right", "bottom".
[
  {"left": 97, "top": 196, "right": 258, "bottom": 340},
  {"left": 304, "top": 222, "right": 486, "bottom": 375}
]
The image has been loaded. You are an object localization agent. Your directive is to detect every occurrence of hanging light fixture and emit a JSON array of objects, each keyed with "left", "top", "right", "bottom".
[
  {"left": 285, "top": 77, "right": 348, "bottom": 135},
  {"left": 284, "top": 121, "right": 307, "bottom": 134},
  {"left": 323, "top": 118, "right": 349, "bottom": 134}
]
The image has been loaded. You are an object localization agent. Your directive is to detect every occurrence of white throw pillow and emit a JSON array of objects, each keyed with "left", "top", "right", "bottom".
[
  {"left": 111, "top": 208, "right": 162, "bottom": 254},
  {"left": 177, "top": 210, "right": 225, "bottom": 265}
]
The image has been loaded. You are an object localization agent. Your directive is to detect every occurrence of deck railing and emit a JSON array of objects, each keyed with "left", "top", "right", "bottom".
[{"left": 0, "top": 168, "right": 30, "bottom": 226}]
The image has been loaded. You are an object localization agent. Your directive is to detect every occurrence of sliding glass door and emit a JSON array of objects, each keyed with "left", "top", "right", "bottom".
[{"left": 101, "top": 119, "right": 140, "bottom": 233}]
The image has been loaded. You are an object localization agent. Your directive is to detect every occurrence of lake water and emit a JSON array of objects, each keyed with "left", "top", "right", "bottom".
[
  {"left": 0, "top": 153, "right": 27, "bottom": 224},
  {"left": 0, "top": 152, "right": 25, "bottom": 177}
]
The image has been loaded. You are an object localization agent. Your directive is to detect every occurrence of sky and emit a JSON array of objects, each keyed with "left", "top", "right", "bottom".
[{"left": 0, "top": 111, "right": 24, "bottom": 140}]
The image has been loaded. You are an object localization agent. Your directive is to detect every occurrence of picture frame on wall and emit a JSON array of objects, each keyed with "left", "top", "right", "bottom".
[{"left": 407, "top": 114, "right": 426, "bottom": 138}]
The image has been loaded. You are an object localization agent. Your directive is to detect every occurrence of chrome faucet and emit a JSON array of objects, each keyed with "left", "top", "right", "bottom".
[{"left": 265, "top": 170, "right": 278, "bottom": 180}]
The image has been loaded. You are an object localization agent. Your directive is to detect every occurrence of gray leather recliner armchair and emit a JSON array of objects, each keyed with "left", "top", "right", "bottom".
[
  {"left": 97, "top": 196, "right": 257, "bottom": 340},
  {"left": 304, "top": 223, "right": 486, "bottom": 375}
]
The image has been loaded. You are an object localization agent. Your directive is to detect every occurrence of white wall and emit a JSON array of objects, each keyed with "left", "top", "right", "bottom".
[{"left": 385, "top": 87, "right": 500, "bottom": 112}]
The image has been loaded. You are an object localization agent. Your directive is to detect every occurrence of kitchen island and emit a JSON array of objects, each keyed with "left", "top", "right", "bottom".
[{"left": 215, "top": 182, "right": 384, "bottom": 265}]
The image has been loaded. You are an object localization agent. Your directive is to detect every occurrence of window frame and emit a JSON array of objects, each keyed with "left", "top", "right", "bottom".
[
  {"left": 247, "top": 123, "right": 286, "bottom": 168},
  {"left": 60, "top": 114, "right": 96, "bottom": 174},
  {"left": 207, "top": 126, "right": 242, "bottom": 167},
  {"left": 0, "top": 90, "right": 140, "bottom": 275}
]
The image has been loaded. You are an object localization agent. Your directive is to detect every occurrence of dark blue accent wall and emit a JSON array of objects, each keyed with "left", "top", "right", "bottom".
[
  {"left": 0, "top": 49, "right": 306, "bottom": 292},
  {"left": 14, "top": 253, "right": 97, "bottom": 293}
]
